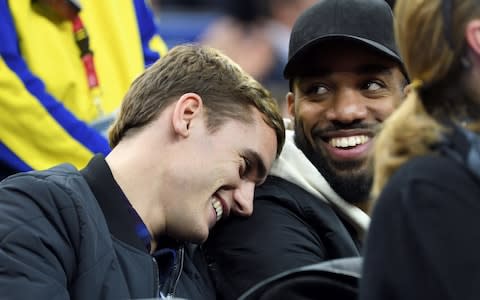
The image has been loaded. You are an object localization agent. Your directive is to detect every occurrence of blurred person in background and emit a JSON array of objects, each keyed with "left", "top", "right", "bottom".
[
  {"left": 199, "top": 0, "right": 276, "bottom": 83},
  {"left": 204, "top": 1, "right": 408, "bottom": 299},
  {"left": 151, "top": 0, "right": 221, "bottom": 49},
  {"left": 0, "top": 0, "right": 167, "bottom": 180},
  {"left": 360, "top": 0, "right": 480, "bottom": 299},
  {"left": 199, "top": 0, "right": 314, "bottom": 115},
  {"left": 153, "top": 0, "right": 314, "bottom": 115},
  {"left": 265, "top": 0, "right": 317, "bottom": 69},
  {"left": 263, "top": 0, "right": 317, "bottom": 114}
]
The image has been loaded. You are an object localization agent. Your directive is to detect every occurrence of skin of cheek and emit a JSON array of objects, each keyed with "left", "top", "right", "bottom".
[
  {"left": 296, "top": 98, "right": 329, "bottom": 145},
  {"left": 373, "top": 91, "right": 404, "bottom": 122}
]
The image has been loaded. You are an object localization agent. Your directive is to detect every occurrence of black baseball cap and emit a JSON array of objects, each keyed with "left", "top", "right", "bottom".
[{"left": 284, "top": 0, "right": 405, "bottom": 79}]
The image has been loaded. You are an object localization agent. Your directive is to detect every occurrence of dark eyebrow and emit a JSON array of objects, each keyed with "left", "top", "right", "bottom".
[{"left": 243, "top": 150, "right": 267, "bottom": 185}]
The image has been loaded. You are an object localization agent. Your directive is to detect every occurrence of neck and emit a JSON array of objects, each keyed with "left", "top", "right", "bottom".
[{"left": 105, "top": 140, "right": 167, "bottom": 243}]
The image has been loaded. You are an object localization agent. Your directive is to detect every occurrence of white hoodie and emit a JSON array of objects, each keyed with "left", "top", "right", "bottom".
[{"left": 269, "top": 127, "right": 370, "bottom": 236}]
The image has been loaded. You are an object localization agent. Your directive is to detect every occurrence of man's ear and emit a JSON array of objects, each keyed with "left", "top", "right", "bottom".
[
  {"left": 286, "top": 92, "right": 295, "bottom": 119},
  {"left": 465, "top": 19, "right": 480, "bottom": 58},
  {"left": 172, "top": 93, "right": 203, "bottom": 137}
]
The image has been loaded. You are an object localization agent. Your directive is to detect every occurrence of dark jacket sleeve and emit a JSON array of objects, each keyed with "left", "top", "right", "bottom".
[
  {"left": 360, "top": 156, "right": 480, "bottom": 300},
  {"left": 205, "top": 197, "right": 329, "bottom": 299},
  {"left": 0, "top": 174, "right": 78, "bottom": 299}
]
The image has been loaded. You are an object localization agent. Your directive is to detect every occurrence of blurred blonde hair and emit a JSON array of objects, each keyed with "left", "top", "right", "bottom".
[{"left": 371, "top": 0, "right": 480, "bottom": 200}]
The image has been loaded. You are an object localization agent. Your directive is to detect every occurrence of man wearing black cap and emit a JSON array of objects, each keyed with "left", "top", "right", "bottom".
[{"left": 204, "top": 0, "right": 408, "bottom": 299}]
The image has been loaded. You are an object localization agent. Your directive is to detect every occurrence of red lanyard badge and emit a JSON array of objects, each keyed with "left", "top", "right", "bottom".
[{"left": 43, "top": 0, "right": 104, "bottom": 116}]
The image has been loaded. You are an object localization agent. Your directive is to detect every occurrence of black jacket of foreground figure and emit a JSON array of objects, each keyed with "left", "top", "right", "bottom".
[
  {"left": 0, "top": 155, "right": 214, "bottom": 300},
  {"left": 360, "top": 125, "right": 480, "bottom": 300}
]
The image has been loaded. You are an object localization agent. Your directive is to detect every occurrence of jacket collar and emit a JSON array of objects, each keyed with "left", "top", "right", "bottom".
[
  {"left": 80, "top": 154, "right": 148, "bottom": 253},
  {"left": 441, "top": 124, "right": 480, "bottom": 184}
]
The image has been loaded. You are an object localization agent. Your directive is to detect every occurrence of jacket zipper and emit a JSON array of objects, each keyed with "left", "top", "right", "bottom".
[
  {"left": 167, "top": 245, "right": 184, "bottom": 297},
  {"left": 152, "top": 256, "right": 160, "bottom": 297}
]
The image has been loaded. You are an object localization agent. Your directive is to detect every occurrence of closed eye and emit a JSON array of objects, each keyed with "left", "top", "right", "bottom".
[
  {"left": 239, "top": 151, "right": 267, "bottom": 186},
  {"left": 239, "top": 157, "right": 251, "bottom": 178}
]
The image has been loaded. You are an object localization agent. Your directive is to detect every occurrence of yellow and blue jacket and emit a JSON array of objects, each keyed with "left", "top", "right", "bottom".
[{"left": 0, "top": 0, "right": 167, "bottom": 173}]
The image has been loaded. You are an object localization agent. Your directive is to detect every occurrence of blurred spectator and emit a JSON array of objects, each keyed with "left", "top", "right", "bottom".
[
  {"left": 263, "top": 0, "right": 317, "bottom": 113},
  {"left": 152, "top": 0, "right": 314, "bottom": 115},
  {"left": 199, "top": 0, "right": 315, "bottom": 115},
  {"left": 360, "top": 0, "right": 480, "bottom": 299},
  {"left": 199, "top": 0, "right": 275, "bottom": 82},
  {"left": 0, "top": 0, "right": 167, "bottom": 180},
  {"left": 154, "top": 8, "right": 220, "bottom": 49},
  {"left": 266, "top": 0, "right": 317, "bottom": 70}
]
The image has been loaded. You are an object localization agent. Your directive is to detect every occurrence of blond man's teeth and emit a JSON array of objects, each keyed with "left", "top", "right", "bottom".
[
  {"left": 329, "top": 135, "right": 369, "bottom": 148},
  {"left": 212, "top": 197, "right": 223, "bottom": 221}
]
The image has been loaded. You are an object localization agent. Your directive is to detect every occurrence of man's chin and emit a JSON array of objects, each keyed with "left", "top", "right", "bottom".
[
  {"left": 332, "top": 174, "right": 372, "bottom": 204},
  {"left": 321, "top": 161, "right": 373, "bottom": 204},
  {"left": 329, "top": 159, "right": 369, "bottom": 175}
]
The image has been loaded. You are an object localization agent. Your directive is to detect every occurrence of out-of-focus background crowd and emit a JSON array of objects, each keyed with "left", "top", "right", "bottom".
[{"left": 152, "top": 0, "right": 318, "bottom": 115}]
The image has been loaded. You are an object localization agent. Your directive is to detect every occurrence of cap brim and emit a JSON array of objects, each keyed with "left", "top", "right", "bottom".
[{"left": 283, "top": 35, "right": 403, "bottom": 79}]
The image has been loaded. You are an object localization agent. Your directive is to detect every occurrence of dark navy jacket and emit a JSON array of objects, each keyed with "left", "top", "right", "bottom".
[
  {"left": 205, "top": 175, "right": 361, "bottom": 299},
  {"left": 360, "top": 126, "right": 480, "bottom": 300},
  {"left": 0, "top": 155, "right": 214, "bottom": 299}
]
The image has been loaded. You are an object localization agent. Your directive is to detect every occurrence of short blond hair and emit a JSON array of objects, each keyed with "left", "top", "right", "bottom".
[{"left": 109, "top": 44, "right": 285, "bottom": 157}]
